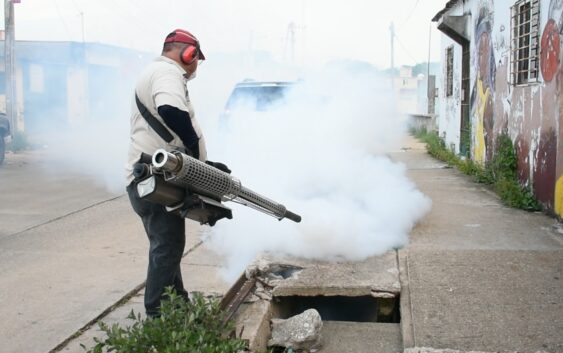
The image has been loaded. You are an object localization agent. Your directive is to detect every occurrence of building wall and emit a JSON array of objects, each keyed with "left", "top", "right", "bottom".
[
  {"left": 439, "top": 34, "right": 463, "bottom": 153},
  {"left": 394, "top": 66, "right": 421, "bottom": 114},
  {"left": 0, "top": 41, "right": 150, "bottom": 135},
  {"left": 439, "top": 0, "right": 563, "bottom": 213}
]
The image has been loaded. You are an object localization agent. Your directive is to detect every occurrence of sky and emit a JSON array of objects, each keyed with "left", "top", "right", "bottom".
[{"left": 4, "top": 0, "right": 448, "bottom": 69}]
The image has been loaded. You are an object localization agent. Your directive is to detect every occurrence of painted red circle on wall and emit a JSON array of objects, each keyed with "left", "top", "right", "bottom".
[{"left": 540, "top": 19, "right": 560, "bottom": 82}]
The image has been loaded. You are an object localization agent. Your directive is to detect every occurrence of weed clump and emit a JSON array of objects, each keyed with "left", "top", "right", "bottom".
[
  {"left": 412, "top": 128, "right": 541, "bottom": 211},
  {"left": 83, "top": 288, "right": 246, "bottom": 353}
]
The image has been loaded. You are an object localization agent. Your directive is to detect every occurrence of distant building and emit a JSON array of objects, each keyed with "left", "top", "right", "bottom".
[
  {"left": 433, "top": 0, "right": 563, "bottom": 214},
  {"left": 0, "top": 41, "right": 150, "bottom": 135},
  {"left": 393, "top": 64, "right": 441, "bottom": 132},
  {"left": 394, "top": 66, "right": 421, "bottom": 115}
]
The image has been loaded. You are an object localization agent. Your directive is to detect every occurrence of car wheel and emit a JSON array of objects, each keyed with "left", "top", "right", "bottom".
[{"left": 0, "top": 136, "right": 5, "bottom": 165}]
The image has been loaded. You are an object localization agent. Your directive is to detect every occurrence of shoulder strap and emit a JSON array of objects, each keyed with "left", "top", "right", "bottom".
[{"left": 135, "top": 93, "right": 174, "bottom": 143}]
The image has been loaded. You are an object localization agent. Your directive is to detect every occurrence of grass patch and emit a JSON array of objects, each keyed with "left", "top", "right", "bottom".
[
  {"left": 412, "top": 128, "right": 541, "bottom": 211},
  {"left": 83, "top": 288, "right": 248, "bottom": 353}
]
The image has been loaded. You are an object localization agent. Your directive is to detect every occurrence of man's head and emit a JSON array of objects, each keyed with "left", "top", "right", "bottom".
[{"left": 162, "top": 29, "right": 205, "bottom": 75}]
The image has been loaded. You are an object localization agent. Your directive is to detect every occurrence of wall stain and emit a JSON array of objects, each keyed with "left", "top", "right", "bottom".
[{"left": 534, "top": 129, "right": 557, "bottom": 207}]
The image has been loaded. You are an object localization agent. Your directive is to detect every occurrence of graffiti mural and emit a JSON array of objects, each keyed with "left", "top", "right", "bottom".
[
  {"left": 534, "top": 129, "right": 557, "bottom": 208},
  {"left": 471, "top": 5, "right": 496, "bottom": 164},
  {"left": 547, "top": 0, "right": 563, "bottom": 216},
  {"left": 438, "top": 0, "right": 563, "bottom": 214},
  {"left": 540, "top": 19, "right": 560, "bottom": 82},
  {"left": 515, "top": 135, "right": 531, "bottom": 185}
]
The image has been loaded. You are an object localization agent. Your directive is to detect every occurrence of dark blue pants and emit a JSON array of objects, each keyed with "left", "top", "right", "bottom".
[{"left": 127, "top": 183, "right": 189, "bottom": 317}]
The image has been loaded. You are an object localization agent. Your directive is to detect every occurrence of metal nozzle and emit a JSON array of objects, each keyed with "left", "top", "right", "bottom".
[{"left": 152, "top": 149, "right": 182, "bottom": 172}]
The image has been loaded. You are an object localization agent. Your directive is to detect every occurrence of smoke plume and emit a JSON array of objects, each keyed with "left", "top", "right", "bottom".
[
  {"left": 200, "top": 61, "right": 432, "bottom": 280},
  {"left": 35, "top": 51, "right": 431, "bottom": 281}
]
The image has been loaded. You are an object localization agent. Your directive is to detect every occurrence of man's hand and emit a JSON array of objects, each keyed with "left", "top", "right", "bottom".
[{"left": 205, "top": 160, "right": 231, "bottom": 174}]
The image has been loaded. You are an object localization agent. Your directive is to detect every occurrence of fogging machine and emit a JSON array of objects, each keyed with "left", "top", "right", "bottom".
[{"left": 133, "top": 149, "right": 302, "bottom": 226}]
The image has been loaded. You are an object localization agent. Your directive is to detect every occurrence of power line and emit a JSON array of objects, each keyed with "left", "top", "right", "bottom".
[
  {"left": 402, "top": 0, "right": 420, "bottom": 27},
  {"left": 69, "top": 0, "right": 82, "bottom": 13},
  {"left": 67, "top": 0, "right": 86, "bottom": 43},
  {"left": 52, "top": 0, "right": 73, "bottom": 41},
  {"left": 393, "top": 32, "right": 419, "bottom": 65}
]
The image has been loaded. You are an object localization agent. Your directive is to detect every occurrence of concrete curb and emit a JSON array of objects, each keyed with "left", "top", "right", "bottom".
[{"left": 398, "top": 248, "right": 415, "bottom": 349}]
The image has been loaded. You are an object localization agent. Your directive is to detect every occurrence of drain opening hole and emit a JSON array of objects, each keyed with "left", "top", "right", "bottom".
[{"left": 272, "top": 295, "right": 400, "bottom": 323}]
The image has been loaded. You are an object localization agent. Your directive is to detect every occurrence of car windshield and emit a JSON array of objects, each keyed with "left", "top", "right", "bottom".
[{"left": 225, "top": 84, "right": 293, "bottom": 111}]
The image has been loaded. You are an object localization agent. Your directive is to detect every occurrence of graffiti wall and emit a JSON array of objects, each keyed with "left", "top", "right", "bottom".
[
  {"left": 472, "top": 3, "right": 497, "bottom": 165},
  {"left": 438, "top": 0, "right": 563, "bottom": 214}
]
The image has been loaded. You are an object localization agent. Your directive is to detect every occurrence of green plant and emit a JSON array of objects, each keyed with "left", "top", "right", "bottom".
[
  {"left": 459, "top": 127, "right": 471, "bottom": 157},
  {"left": 495, "top": 177, "right": 541, "bottom": 211},
  {"left": 488, "top": 134, "right": 517, "bottom": 181},
  {"left": 83, "top": 288, "right": 246, "bottom": 353}
]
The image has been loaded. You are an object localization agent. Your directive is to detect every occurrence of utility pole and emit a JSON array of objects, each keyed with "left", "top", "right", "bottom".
[
  {"left": 4, "top": 0, "right": 16, "bottom": 132},
  {"left": 301, "top": 0, "right": 307, "bottom": 66},
  {"left": 80, "top": 11, "right": 85, "bottom": 43},
  {"left": 427, "top": 23, "right": 432, "bottom": 114},
  {"left": 389, "top": 22, "right": 395, "bottom": 90},
  {"left": 285, "top": 22, "right": 296, "bottom": 64},
  {"left": 389, "top": 22, "right": 395, "bottom": 71}
]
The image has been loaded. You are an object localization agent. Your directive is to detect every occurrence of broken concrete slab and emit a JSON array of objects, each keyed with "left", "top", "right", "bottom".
[
  {"left": 404, "top": 249, "right": 563, "bottom": 353},
  {"left": 319, "top": 321, "right": 401, "bottom": 353},
  {"left": 249, "top": 252, "right": 400, "bottom": 297},
  {"left": 233, "top": 300, "right": 272, "bottom": 353},
  {"left": 232, "top": 252, "right": 401, "bottom": 352},
  {"left": 269, "top": 309, "right": 323, "bottom": 350}
]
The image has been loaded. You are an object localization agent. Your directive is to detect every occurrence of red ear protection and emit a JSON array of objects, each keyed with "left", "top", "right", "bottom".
[
  {"left": 165, "top": 29, "right": 205, "bottom": 64},
  {"left": 180, "top": 45, "right": 198, "bottom": 65}
]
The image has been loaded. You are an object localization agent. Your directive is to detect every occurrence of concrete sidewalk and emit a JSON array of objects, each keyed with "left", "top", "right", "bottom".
[
  {"left": 56, "top": 239, "right": 231, "bottom": 353},
  {"left": 53, "top": 136, "right": 563, "bottom": 353},
  {"left": 392, "top": 137, "right": 563, "bottom": 353}
]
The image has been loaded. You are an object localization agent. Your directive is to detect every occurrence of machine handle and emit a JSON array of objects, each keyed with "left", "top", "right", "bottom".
[{"left": 139, "top": 152, "right": 153, "bottom": 164}]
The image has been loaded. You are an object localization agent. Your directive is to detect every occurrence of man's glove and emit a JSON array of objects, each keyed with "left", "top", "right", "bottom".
[{"left": 205, "top": 160, "right": 231, "bottom": 174}]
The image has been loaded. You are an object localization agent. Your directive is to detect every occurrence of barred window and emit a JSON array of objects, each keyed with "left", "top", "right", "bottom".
[
  {"left": 446, "top": 46, "right": 454, "bottom": 96},
  {"left": 510, "top": 0, "right": 540, "bottom": 85}
]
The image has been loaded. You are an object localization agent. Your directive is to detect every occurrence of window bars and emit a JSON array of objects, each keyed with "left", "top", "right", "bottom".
[
  {"left": 510, "top": 0, "right": 540, "bottom": 85},
  {"left": 446, "top": 46, "right": 454, "bottom": 96}
]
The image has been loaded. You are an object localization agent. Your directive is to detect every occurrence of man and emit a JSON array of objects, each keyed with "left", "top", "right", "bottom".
[{"left": 125, "top": 29, "right": 209, "bottom": 318}]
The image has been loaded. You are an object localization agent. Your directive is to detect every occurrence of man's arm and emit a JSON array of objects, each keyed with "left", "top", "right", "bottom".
[{"left": 157, "top": 105, "right": 200, "bottom": 159}]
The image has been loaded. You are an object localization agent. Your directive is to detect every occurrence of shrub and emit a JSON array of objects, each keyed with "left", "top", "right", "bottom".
[
  {"left": 495, "top": 178, "right": 541, "bottom": 211},
  {"left": 489, "top": 133, "right": 517, "bottom": 181},
  {"left": 83, "top": 288, "right": 246, "bottom": 353}
]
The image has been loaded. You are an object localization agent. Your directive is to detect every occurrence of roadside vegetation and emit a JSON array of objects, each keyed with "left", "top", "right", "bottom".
[
  {"left": 83, "top": 288, "right": 247, "bottom": 353},
  {"left": 412, "top": 128, "right": 541, "bottom": 211}
]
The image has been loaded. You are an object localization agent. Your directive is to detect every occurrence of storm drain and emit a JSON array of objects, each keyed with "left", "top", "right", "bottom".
[{"left": 272, "top": 295, "right": 401, "bottom": 323}]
